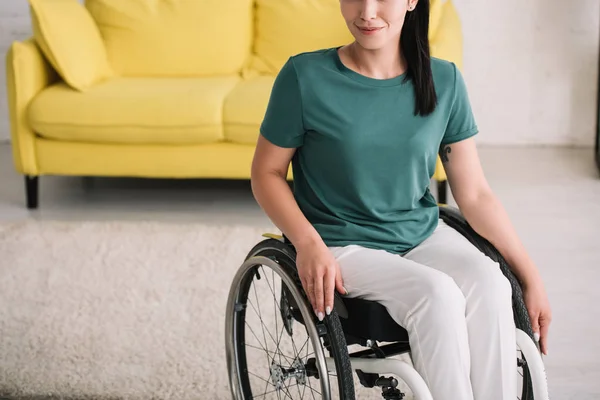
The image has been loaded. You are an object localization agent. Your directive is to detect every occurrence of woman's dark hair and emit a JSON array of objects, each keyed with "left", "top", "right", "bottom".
[{"left": 401, "top": 0, "right": 437, "bottom": 116}]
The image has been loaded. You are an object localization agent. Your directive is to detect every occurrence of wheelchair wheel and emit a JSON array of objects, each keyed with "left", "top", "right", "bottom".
[{"left": 225, "top": 238, "right": 355, "bottom": 399}]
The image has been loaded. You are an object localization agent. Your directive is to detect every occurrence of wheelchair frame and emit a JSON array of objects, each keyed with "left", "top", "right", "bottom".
[{"left": 226, "top": 205, "right": 549, "bottom": 400}]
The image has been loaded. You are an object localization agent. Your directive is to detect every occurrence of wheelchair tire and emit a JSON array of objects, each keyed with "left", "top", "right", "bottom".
[
  {"left": 225, "top": 238, "right": 356, "bottom": 399},
  {"left": 439, "top": 205, "right": 535, "bottom": 399}
]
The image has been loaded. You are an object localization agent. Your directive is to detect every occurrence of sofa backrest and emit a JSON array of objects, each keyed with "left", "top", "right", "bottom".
[
  {"left": 248, "top": 0, "right": 451, "bottom": 75},
  {"left": 84, "top": 0, "right": 450, "bottom": 78},
  {"left": 85, "top": 0, "right": 253, "bottom": 77},
  {"left": 248, "top": 0, "right": 353, "bottom": 75}
]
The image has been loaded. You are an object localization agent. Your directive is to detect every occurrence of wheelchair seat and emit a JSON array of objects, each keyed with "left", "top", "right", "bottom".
[{"left": 338, "top": 297, "right": 410, "bottom": 346}]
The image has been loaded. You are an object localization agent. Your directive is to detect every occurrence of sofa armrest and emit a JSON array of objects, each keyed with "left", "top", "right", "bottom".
[{"left": 6, "top": 38, "right": 59, "bottom": 175}]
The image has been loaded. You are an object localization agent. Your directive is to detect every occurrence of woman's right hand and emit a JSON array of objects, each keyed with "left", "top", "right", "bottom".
[{"left": 295, "top": 239, "right": 347, "bottom": 321}]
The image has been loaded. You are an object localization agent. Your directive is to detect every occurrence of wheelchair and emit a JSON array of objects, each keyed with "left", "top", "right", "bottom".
[{"left": 225, "top": 205, "right": 549, "bottom": 399}]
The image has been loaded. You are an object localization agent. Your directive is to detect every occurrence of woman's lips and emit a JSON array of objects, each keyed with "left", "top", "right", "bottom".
[{"left": 357, "top": 26, "right": 383, "bottom": 35}]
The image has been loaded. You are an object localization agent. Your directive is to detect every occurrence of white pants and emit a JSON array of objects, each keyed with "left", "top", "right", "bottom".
[{"left": 329, "top": 219, "right": 517, "bottom": 400}]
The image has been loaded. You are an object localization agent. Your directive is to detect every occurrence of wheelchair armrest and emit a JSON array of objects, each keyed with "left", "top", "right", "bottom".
[{"left": 333, "top": 292, "right": 349, "bottom": 319}]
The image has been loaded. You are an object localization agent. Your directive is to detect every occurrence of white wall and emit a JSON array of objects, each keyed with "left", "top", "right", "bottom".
[
  {"left": 0, "top": 0, "right": 598, "bottom": 146},
  {"left": 455, "top": 0, "right": 599, "bottom": 147},
  {"left": 0, "top": 0, "right": 31, "bottom": 144}
]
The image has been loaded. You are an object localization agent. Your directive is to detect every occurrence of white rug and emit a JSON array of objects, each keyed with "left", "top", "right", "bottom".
[
  {"left": 0, "top": 220, "right": 400, "bottom": 399},
  {"left": 0, "top": 220, "right": 275, "bottom": 399}
]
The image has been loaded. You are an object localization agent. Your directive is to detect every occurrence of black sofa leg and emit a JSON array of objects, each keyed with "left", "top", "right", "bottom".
[
  {"left": 437, "top": 180, "right": 447, "bottom": 205},
  {"left": 25, "top": 175, "right": 39, "bottom": 209}
]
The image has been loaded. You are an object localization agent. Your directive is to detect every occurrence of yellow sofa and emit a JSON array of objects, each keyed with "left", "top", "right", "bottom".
[{"left": 6, "top": 0, "right": 464, "bottom": 209}]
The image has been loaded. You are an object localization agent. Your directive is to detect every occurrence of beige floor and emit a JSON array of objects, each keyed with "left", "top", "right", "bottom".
[{"left": 1, "top": 143, "right": 600, "bottom": 399}]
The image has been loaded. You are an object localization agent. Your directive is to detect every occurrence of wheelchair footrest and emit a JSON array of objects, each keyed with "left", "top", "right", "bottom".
[
  {"left": 356, "top": 369, "right": 379, "bottom": 388},
  {"left": 356, "top": 371, "right": 406, "bottom": 399},
  {"left": 376, "top": 377, "right": 405, "bottom": 400}
]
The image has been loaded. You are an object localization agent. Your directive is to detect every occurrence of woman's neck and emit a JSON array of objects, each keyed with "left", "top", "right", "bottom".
[{"left": 346, "top": 41, "right": 407, "bottom": 80}]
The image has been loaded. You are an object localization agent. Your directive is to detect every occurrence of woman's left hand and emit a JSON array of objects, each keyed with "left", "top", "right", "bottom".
[{"left": 523, "top": 279, "right": 552, "bottom": 355}]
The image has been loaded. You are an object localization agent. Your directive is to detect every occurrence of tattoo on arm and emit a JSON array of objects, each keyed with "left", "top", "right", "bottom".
[{"left": 440, "top": 145, "right": 452, "bottom": 163}]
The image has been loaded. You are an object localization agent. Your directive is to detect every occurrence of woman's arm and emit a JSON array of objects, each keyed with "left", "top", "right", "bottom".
[
  {"left": 439, "top": 138, "right": 540, "bottom": 286},
  {"left": 440, "top": 137, "right": 552, "bottom": 354},
  {"left": 251, "top": 135, "right": 346, "bottom": 320},
  {"left": 251, "top": 134, "right": 321, "bottom": 249}
]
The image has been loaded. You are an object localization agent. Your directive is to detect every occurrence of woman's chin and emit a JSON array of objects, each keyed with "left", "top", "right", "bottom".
[{"left": 354, "top": 38, "right": 390, "bottom": 51}]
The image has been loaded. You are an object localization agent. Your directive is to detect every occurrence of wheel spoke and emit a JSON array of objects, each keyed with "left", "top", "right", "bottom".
[
  {"left": 296, "top": 379, "right": 304, "bottom": 399},
  {"left": 275, "top": 317, "right": 295, "bottom": 365},
  {"left": 248, "top": 271, "right": 293, "bottom": 364},
  {"left": 247, "top": 298, "right": 296, "bottom": 365},
  {"left": 261, "top": 266, "right": 300, "bottom": 380},
  {"left": 272, "top": 269, "right": 283, "bottom": 371},
  {"left": 305, "top": 376, "right": 320, "bottom": 399},
  {"left": 262, "top": 376, "right": 271, "bottom": 400},
  {"left": 245, "top": 321, "right": 270, "bottom": 356},
  {"left": 280, "top": 382, "right": 295, "bottom": 400},
  {"left": 289, "top": 336, "right": 310, "bottom": 377},
  {"left": 252, "top": 279, "right": 272, "bottom": 367},
  {"left": 247, "top": 293, "right": 295, "bottom": 364},
  {"left": 261, "top": 265, "right": 284, "bottom": 313},
  {"left": 245, "top": 342, "right": 291, "bottom": 362},
  {"left": 296, "top": 337, "right": 309, "bottom": 360},
  {"left": 249, "top": 370, "right": 271, "bottom": 385},
  {"left": 255, "top": 383, "right": 302, "bottom": 399}
]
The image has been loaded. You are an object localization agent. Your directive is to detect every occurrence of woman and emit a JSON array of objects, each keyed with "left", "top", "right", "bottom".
[{"left": 250, "top": 0, "right": 552, "bottom": 399}]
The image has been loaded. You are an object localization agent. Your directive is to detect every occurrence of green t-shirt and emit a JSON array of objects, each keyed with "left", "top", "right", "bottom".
[{"left": 260, "top": 47, "right": 478, "bottom": 254}]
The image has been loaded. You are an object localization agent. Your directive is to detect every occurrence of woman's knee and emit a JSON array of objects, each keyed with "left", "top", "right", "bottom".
[
  {"left": 468, "top": 257, "right": 513, "bottom": 309},
  {"left": 432, "top": 274, "right": 467, "bottom": 309},
  {"left": 405, "top": 273, "right": 466, "bottom": 325}
]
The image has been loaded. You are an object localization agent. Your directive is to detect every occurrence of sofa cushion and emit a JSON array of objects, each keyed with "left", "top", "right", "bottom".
[
  {"left": 28, "top": 76, "right": 240, "bottom": 144},
  {"left": 223, "top": 76, "right": 275, "bottom": 144},
  {"left": 85, "top": 0, "right": 253, "bottom": 77},
  {"left": 29, "top": 0, "right": 113, "bottom": 91}
]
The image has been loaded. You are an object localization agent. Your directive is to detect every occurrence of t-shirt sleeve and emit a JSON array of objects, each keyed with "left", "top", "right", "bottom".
[
  {"left": 259, "top": 57, "right": 305, "bottom": 148},
  {"left": 441, "top": 63, "right": 479, "bottom": 146}
]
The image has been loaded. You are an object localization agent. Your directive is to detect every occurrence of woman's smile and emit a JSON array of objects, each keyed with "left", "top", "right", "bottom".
[{"left": 356, "top": 25, "right": 384, "bottom": 35}]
